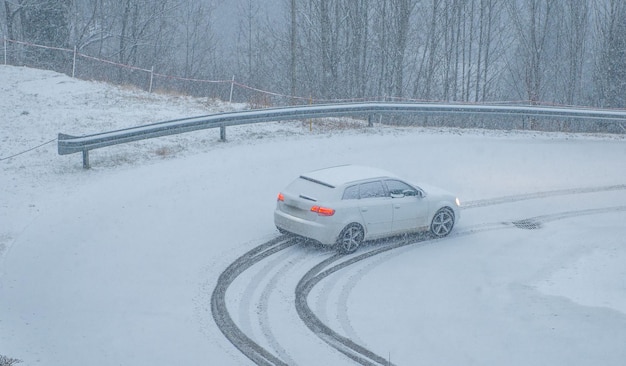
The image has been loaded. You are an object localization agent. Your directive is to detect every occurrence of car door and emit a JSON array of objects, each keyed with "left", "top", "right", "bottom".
[
  {"left": 356, "top": 180, "right": 393, "bottom": 236},
  {"left": 385, "top": 179, "right": 429, "bottom": 233}
]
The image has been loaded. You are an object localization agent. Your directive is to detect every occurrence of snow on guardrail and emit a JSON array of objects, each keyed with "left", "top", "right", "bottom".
[{"left": 58, "top": 102, "right": 626, "bottom": 168}]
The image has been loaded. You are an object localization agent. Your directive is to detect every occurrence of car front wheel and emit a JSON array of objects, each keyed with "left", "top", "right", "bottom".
[
  {"left": 430, "top": 208, "right": 455, "bottom": 237},
  {"left": 337, "top": 223, "right": 364, "bottom": 254}
]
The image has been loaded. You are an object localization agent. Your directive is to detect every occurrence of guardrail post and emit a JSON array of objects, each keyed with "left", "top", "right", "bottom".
[
  {"left": 220, "top": 126, "right": 226, "bottom": 142},
  {"left": 82, "top": 150, "right": 90, "bottom": 169},
  {"left": 368, "top": 114, "right": 373, "bottom": 127}
]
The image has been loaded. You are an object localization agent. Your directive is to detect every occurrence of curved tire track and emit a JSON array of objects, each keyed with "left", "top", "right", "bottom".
[
  {"left": 297, "top": 205, "right": 626, "bottom": 365},
  {"left": 256, "top": 249, "right": 309, "bottom": 365},
  {"left": 212, "top": 184, "right": 626, "bottom": 365},
  {"left": 211, "top": 236, "right": 297, "bottom": 366}
]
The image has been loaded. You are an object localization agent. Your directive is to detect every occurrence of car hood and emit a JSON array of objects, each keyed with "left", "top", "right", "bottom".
[{"left": 415, "top": 182, "right": 456, "bottom": 199}]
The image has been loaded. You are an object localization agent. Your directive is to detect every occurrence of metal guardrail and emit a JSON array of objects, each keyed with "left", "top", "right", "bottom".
[{"left": 58, "top": 102, "right": 626, "bottom": 168}]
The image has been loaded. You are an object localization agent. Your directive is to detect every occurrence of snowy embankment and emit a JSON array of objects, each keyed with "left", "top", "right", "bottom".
[{"left": 1, "top": 65, "right": 626, "bottom": 365}]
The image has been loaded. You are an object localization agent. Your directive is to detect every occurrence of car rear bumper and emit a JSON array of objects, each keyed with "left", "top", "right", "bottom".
[{"left": 274, "top": 209, "right": 340, "bottom": 245}]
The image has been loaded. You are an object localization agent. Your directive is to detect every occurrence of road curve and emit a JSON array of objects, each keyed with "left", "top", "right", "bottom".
[
  {"left": 294, "top": 205, "right": 626, "bottom": 365},
  {"left": 212, "top": 184, "right": 626, "bottom": 365}
]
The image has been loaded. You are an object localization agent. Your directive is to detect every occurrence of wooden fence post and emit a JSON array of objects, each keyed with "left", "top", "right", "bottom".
[
  {"left": 229, "top": 75, "right": 235, "bottom": 103},
  {"left": 72, "top": 46, "right": 77, "bottom": 77},
  {"left": 149, "top": 66, "right": 154, "bottom": 93}
]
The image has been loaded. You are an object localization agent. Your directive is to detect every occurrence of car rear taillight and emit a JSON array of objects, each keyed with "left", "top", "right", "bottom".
[
  {"left": 277, "top": 192, "right": 285, "bottom": 201},
  {"left": 311, "top": 206, "right": 335, "bottom": 216}
]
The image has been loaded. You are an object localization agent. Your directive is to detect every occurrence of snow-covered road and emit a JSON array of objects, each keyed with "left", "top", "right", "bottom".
[
  {"left": 2, "top": 65, "right": 626, "bottom": 365},
  {"left": 214, "top": 185, "right": 626, "bottom": 365}
]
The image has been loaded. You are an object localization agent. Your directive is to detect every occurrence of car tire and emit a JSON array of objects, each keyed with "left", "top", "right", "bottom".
[
  {"left": 430, "top": 208, "right": 455, "bottom": 237},
  {"left": 337, "top": 223, "right": 364, "bottom": 254}
]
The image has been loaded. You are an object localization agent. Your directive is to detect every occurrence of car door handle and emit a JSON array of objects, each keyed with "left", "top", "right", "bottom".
[
  {"left": 394, "top": 205, "right": 401, "bottom": 209},
  {"left": 361, "top": 208, "right": 368, "bottom": 212}
]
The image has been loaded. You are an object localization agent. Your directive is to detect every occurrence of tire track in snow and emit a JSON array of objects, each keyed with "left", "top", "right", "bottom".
[
  {"left": 333, "top": 248, "right": 407, "bottom": 347},
  {"left": 331, "top": 206, "right": 626, "bottom": 340},
  {"left": 462, "top": 184, "right": 626, "bottom": 209},
  {"left": 303, "top": 205, "right": 626, "bottom": 365},
  {"left": 314, "top": 260, "right": 369, "bottom": 347},
  {"left": 212, "top": 184, "right": 626, "bottom": 365},
  {"left": 297, "top": 182, "right": 626, "bottom": 364},
  {"left": 238, "top": 247, "right": 298, "bottom": 343},
  {"left": 295, "top": 231, "right": 478, "bottom": 365},
  {"left": 257, "top": 248, "right": 309, "bottom": 365},
  {"left": 296, "top": 252, "right": 397, "bottom": 366},
  {"left": 211, "top": 236, "right": 297, "bottom": 366}
]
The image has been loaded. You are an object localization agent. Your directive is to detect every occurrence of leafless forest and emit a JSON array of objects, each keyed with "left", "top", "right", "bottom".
[{"left": 2, "top": 0, "right": 625, "bottom": 108}]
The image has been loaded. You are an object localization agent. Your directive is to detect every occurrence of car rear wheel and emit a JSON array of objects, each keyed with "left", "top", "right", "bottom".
[
  {"left": 430, "top": 208, "right": 455, "bottom": 237},
  {"left": 337, "top": 223, "right": 364, "bottom": 254}
]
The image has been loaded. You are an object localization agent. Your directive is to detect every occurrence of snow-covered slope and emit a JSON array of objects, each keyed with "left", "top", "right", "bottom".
[{"left": 1, "top": 65, "right": 626, "bottom": 365}]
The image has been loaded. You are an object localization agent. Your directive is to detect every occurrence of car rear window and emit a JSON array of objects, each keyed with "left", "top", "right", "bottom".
[
  {"left": 342, "top": 185, "right": 359, "bottom": 200},
  {"left": 286, "top": 177, "right": 335, "bottom": 201}
]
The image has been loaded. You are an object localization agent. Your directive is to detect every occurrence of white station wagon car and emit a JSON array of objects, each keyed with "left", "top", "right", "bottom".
[{"left": 274, "top": 165, "right": 460, "bottom": 254}]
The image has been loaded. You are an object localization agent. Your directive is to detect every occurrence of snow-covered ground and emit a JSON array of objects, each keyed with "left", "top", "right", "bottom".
[{"left": 1, "top": 65, "right": 626, "bottom": 365}]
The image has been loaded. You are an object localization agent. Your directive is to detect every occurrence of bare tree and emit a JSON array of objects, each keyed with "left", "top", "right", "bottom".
[
  {"left": 178, "top": 0, "right": 215, "bottom": 78},
  {"left": 389, "top": 0, "right": 416, "bottom": 98},
  {"left": 507, "top": 0, "right": 555, "bottom": 105},
  {"left": 69, "top": 0, "right": 109, "bottom": 56},
  {"left": 3, "top": 0, "right": 623, "bottom": 110},
  {"left": 411, "top": 0, "right": 443, "bottom": 100},
  {"left": 593, "top": 0, "right": 626, "bottom": 108},
  {"left": 290, "top": 0, "right": 297, "bottom": 101},
  {"left": 345, "top": 0, "right": 370, "bottom": 98},
  {"left": 318, "top": 0, "right": 340, "bottom": 99},
  {"left": 3, "top": 0, "right": 27, "bottom": 42},
  {"left": 561, "top": 0, "right": 589, "bottom": 105},
  {"left": 0, "top": 355, "right": 22, "bottom": 366},
  {"left": 2, "top": 0, "right": 28, "bottom": 64},
  {"left": 116, "top": 0, "right": 178, "bottom": 66}
]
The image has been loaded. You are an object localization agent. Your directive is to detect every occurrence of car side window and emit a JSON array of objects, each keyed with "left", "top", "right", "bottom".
[
  {"left": 342, "top": 185, "right": 359, "bottom": 200},
  {"left": 359, "top": 181, "right": 386, "bottom": 199},
  {"left": 384, "top": 179, "right": 415, "bottom": 196}
]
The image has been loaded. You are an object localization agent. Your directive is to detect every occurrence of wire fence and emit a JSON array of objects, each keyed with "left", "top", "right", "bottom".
[
  {"left": 0, "top": 138, "right": 57, "bottom": 161},
  {"left": 0, "top": 37, "right": 550, "bottom": 107},
  {"left": 2, "top": 37, "right": 345, "bottom": 106},
  {"left": 2, "top": 37, "right": 626, "bottom": 137},
  {"left": 3, "top": 38, "right": 241, "bottom": 101}
]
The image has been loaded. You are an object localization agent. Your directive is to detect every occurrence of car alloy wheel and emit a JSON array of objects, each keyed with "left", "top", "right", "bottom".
[
  {"left": 337, "top": 223, "right": 364, "bottom": 254},
  {"left": 431, "top": 208, "right": 455, "bottom": 237}
]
